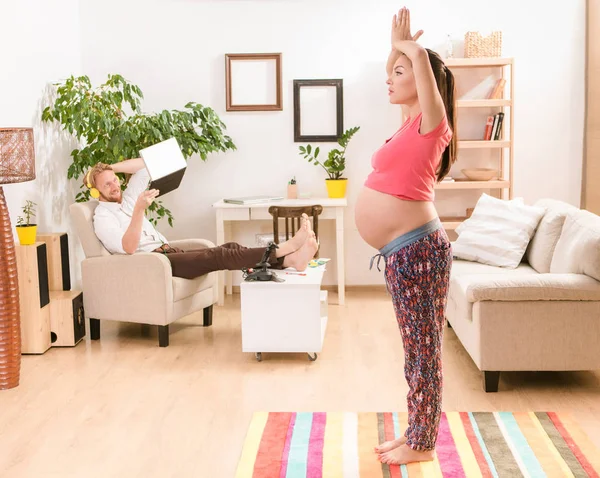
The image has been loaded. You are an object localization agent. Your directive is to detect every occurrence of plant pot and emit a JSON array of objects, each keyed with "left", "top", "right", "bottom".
[
  {"left": 325, "top": 179, "right": 347, "bottom": 198},
  {"left": 287, "top": 184, "right": 298, "bottom": 199},
  {"left": 16, "top": 225, "right": 37, "bottom": 245}
]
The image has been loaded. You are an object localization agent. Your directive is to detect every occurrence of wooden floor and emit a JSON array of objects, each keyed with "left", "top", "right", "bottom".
[{"left": 1, "top": 288, "right": 599, "bottom": 477}]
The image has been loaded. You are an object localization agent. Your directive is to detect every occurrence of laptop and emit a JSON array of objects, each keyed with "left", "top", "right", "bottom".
[{"left": 140, "top": 137, "right": 187, "bottom": 197}]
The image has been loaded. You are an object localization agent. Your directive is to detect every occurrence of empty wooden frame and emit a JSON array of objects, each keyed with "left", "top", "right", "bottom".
[
  {"left": 293, "top": 79, "right": 343, "bottom": 142},
  {"left": 225, "top": 53, "right": 282, "bottom": 112}
]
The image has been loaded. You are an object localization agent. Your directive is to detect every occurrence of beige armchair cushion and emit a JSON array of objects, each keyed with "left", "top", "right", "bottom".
[
  {"left": 550, "top": 209, "right": 600, "bottom": 281},
  {"left": 525, "top": 199, "right": 578, "bottom": 273},
  {"left": 453, "top": 273, "right": 600, "bottom": 302}
]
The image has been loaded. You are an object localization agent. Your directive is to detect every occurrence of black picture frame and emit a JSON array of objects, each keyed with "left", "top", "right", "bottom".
[{"left": 293, "top": 79, "right": 343, "bottom": 142}]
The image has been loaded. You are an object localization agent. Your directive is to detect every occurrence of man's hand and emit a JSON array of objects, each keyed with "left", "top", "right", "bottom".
[
  {"left": 135, "top": 189, "right": 160, "bottom": 211},
  {"left": 392, "top": 7, "right": 423, "bottom": 47}
]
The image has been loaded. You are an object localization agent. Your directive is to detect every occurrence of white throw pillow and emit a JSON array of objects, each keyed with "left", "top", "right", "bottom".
[{"left": 453, "top": 194, "right": 546, "bottom": 268}]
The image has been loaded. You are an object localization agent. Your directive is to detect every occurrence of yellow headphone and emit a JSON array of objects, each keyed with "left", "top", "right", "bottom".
[{"left": 85, "top": 170, "right": 100, "bottom": 199}]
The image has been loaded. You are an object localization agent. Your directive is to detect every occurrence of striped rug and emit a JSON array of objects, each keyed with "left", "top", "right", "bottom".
[{"left": 235, "top": 412, "right": 600, "bottom": 477}]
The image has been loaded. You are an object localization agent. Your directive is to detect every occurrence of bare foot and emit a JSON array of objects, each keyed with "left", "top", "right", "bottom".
[
  {"left": 275, "top": 214, "right": 309, "bottom": 257},
  {"left": 282, "top": 236, "right": 318, "bottom": 271},
  {"left": 374, "top": 436, "right": 407, "bottom": 454},
  {"left": 378, "top": 444, "right": 434, "bottom": 465}
]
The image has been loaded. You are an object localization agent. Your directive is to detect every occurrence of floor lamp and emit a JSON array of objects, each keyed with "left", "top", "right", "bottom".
[{"left": 0, "top": 128, "right": 36, "bottom": 390}]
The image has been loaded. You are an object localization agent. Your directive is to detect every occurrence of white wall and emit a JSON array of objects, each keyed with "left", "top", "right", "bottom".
[
  {"left": 4, "top": 0, "right": 586, "bottom": 287},
  {"left": 1, "top": 0, "right": 83, "bottom": 285}
]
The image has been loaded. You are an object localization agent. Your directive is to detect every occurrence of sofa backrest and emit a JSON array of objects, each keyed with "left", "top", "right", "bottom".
[
  {"left": 549, "top": 208, "right": 600, "bottom": 281},
  {"left": 69, "top": 201, "right": 111, "bottom": 259},
  {"left": 525, "top": 199, "right": 579, "bottom": 273}
]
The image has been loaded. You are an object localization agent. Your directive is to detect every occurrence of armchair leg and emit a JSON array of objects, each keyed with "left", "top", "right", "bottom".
[
  {"left": 90, "top": 318, "right": 100, "bottom": 340},
  {"left": 483, "top": 371, "right": 500, "bottom": 392},
  {"left": 158, "top": 325, "right": 169, "bottom": 347},
  {"left": 203, "top": 305, "right": 213, "bottom": 327}
]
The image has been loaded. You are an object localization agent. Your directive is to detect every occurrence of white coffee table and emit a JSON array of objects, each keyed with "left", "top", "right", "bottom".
[{"left": 240, "top": 267, "right": 328, "bottom": 362}]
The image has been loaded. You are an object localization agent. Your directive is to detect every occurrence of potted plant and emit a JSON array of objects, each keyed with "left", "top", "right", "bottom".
[
  {"left": 298, "top": 126, "right": 360, "bottom": 198},
  {"left": 16, "top": 200, "right": 37, "bottom": 245},
  {"left": 287, "top": 176, "right": 297, "bottom": 199},
  {"left": 42, "top": 74, "right": 236, "bottom": 226}
]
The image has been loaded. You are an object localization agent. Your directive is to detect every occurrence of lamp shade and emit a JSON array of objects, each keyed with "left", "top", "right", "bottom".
[{"left": 0, "top": 128, "right": 36, "bottom": 185}]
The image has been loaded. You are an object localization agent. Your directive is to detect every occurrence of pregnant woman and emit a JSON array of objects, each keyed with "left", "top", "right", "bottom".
[{"left": 355, "top": 7, "right": 456, "bottom": 465}]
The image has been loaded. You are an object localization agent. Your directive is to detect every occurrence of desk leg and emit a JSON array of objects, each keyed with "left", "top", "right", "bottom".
[
  {"left": 336, "top": 207, "right": 345, "bottom": 305},
  {"left": 216, "top": 210, "right": 225, "bottom": 306},
  {"left": 225, "top": 221, "right": 233, "bottom": 296}
]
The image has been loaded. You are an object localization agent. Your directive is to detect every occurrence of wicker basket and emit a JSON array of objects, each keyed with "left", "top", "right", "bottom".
[{"left": 464, "top": 31, "right": 502, "bottom": 58}]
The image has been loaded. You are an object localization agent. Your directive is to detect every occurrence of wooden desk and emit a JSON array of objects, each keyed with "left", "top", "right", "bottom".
[{"left": 212, "top": 198, "right": 347, "bottom": 306}]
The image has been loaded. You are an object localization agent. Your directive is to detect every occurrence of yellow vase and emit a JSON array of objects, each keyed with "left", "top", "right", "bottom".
[
  {"left": 16, "top": 225, "right": 37, "bottom": 245},
  {"left": 325, "top": 179, "right": 348, "bottom": 198}
]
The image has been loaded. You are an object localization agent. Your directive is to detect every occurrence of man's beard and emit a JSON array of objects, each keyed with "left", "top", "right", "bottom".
[{"left": 100, "top": 191, "right": 121, "bottom": 203}]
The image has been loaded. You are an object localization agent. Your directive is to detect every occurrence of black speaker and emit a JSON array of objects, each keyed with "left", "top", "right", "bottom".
[{"left": 37, "top": 233, "right": 71, "bottom": 291}]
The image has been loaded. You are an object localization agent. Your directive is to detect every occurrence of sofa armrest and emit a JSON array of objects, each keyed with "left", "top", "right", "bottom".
[
  {"left": 81, "top": 253, "right": 174, "bottom": 324},
  {"left": 169, "top": 238, "right": 215, "bottom": 251},
  {"left": 458, "top": 273, "right": 600, "bottom": 302}
]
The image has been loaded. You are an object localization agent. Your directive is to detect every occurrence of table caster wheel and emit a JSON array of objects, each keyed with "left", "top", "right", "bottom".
[
  {"left": 308, "top": 353, "right": 317, "bottom": 361},
  {"left": 255, "top": 352, "right": 262, "bottom": 362}
]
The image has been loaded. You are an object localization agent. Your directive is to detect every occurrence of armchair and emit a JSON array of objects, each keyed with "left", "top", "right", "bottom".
[{"left": 69, "top": 201, "right": 218, "bottom": 347}]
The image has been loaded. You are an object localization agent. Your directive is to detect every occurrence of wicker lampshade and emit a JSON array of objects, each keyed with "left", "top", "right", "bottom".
[
  {"left": 0, "top": 128, "right": 36, "bottom": 184},
  {"left": 0, "top": 127, "right": 36, "bottom": 390}
]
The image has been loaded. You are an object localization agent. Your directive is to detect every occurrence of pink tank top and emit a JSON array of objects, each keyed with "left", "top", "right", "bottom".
[{"left": 364, "top": 113, "right": 452, "bottom": 201}]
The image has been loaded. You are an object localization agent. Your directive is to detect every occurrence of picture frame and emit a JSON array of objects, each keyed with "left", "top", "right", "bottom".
[
  {"left": 225, "top": 53, "right": 283, "bottom": 112},
  {"left": 293, "top": 79, "right": 343, "bottom": 142}
]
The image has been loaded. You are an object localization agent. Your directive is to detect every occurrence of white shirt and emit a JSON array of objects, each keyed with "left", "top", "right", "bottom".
[{"left": 93, "top": 168, "right": 168, "bottom": 254}]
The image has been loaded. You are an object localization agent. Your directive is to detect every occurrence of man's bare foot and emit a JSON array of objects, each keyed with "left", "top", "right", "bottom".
[
  {"left": 378, "top": 444, "right": 434, "bottom": 465},
  {"left": 374, "top": 436, "right": 407, "bottom": 454},
  {"left": 275, "top": 214, "right": 309, "bottom": 257},
  {"left": 282, "top": 236, "right": 318, "bottom": 271}
]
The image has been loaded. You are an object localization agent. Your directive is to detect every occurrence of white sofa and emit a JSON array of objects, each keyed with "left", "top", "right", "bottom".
[{"left": 446, "top": 199, "right": 600, "bottom": 392}]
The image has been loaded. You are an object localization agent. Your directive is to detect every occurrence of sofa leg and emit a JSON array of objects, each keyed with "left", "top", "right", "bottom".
[
  {"left": 90, "top": 318, "right": 100, "bottom": 340},
  {"left": 203, "top": 305, "right": 213, "bottom": 327},
  {"left": 158, "top": 325, "right": 169, "bottom": 347},
  {"left": 483, "top": 371, "right": 500, "bottom": 392}
]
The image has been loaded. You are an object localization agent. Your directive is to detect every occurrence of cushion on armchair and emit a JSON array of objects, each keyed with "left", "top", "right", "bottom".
[{"left": 452, "top": 194, "right": 545, "bottom": 268}]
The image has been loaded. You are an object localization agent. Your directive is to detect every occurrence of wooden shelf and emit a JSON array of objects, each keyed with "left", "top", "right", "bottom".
[
  {"left": 459, "top": 140, "right": 510, "bottom": 149},
  {"left": 436, "top": 180, "right": 510, "bottom": 190},
  {"left": 440, "top": 217, "right": 467, "bottom": 229},
  {"left": 457, "top": 99, "right": 511, "bottom": 108},
  {"left": 445, "top": 58, "right": 513, "bottom": 68}
]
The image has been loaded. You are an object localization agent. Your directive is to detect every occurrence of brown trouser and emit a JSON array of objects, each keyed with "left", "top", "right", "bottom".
[{"left": 153, "top": 242, "right": 284, "bottom": 280}]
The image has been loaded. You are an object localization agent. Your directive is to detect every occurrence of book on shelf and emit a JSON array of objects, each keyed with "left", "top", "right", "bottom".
[
  {"left": 487, "top": 78, "right": 506, "bottom": 99},
  {"left": 483, "top": 112, "right": 505, "bottom": 140},
  {"left": 223, "top": 195, "right": 284, "bottom": 205}
]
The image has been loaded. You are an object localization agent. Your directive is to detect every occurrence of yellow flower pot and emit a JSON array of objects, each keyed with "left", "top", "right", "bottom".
[
  {"left": 325, "top": 179, "right": 348, "bottom": 198},
  {"left": 16, "top": 225, "right": 37, "bottom": 245}
]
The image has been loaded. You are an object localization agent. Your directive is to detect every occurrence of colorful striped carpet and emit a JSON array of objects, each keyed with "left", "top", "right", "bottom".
[{"left": 235, "top": 412, "right": 600, "bottom": 477}]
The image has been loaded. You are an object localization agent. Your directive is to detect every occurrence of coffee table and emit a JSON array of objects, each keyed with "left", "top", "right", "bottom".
[{"left": 240, "top": 267, "right": 328, "bottom": 362}]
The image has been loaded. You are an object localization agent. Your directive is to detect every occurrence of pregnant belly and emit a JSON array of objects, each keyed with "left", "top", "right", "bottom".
[{"left": 355, "top": 187, "right": 438, "bottom": 250}]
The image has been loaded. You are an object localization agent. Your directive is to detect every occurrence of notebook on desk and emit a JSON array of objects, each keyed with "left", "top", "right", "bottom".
[
  {"left": 223, "top": 195, "right": 284, "bottom": 205},
  {"left": 140, "top": 137, "right": 187, "bottom": 197}
]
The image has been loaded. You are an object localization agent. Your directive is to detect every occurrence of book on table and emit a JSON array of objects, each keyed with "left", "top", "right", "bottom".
[{"left": 223, "top": 195, "right": 284, "bottom": 205}]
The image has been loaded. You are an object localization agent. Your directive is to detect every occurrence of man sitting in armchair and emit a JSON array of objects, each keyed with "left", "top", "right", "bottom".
[{"left": 86, "top": 158, "right": 318, "bottom": 278}]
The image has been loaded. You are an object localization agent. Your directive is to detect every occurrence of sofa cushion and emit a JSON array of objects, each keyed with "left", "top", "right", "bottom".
[
  {"left": 525, "top": 199, "right": 578, "bottom": 273},
  {"left": 450, "top": 258, "right": 538, "bottom": 278},
  {"left": 550, "top": 209, "right": 600, "bottom": 282},
  {"left": 172, "top": 274, "right": 213, "bottom": 302},
  {"left": 453, "top": 273, "right": 600, "bottom": 302},
  {"left": 452, "top": 194, "right": 546, "bottom": 268}
]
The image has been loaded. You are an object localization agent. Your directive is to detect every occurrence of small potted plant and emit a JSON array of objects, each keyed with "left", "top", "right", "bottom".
[
  {"left": 287, "top": 176, "right": 298, "bottom": 199},
  {"left": 298, "top": 126, "right": 360, "bottom": 198},
  {"left": 16, "top": 200, "right": 37, "bottom": 245}
]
